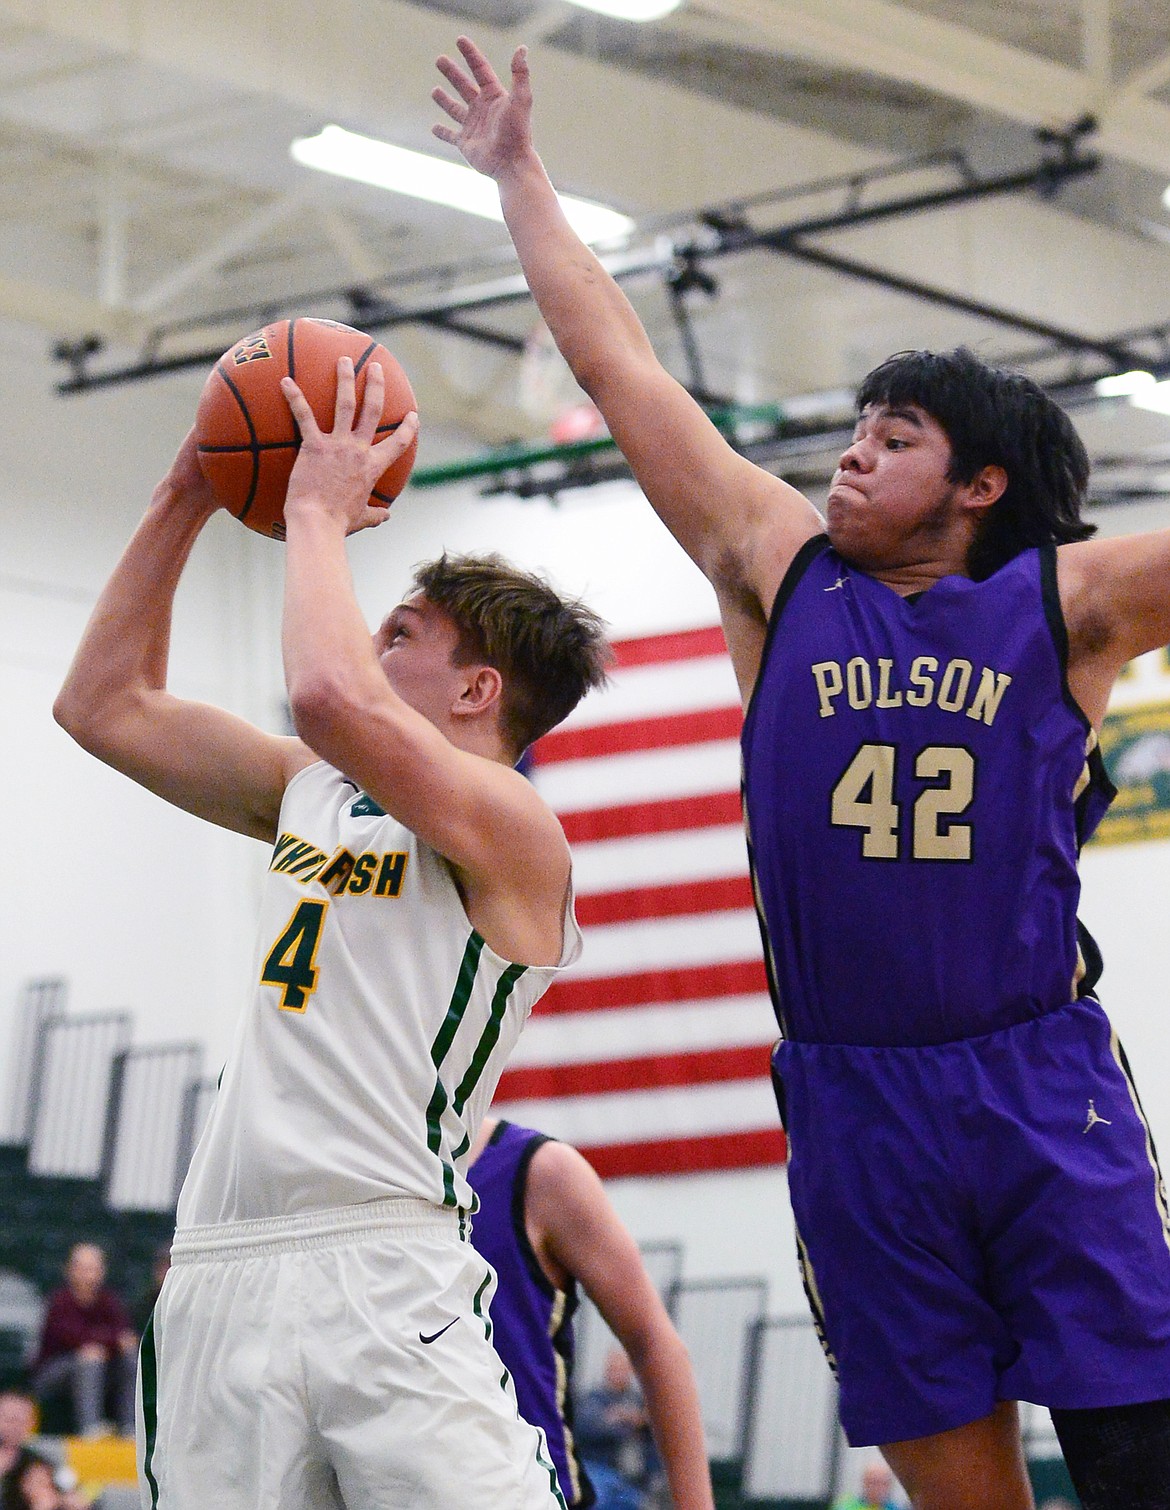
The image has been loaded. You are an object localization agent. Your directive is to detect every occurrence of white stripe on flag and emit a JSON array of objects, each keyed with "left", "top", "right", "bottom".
[
  {"left": 531, "top": 739, "right": 742, "bottom": 813},
  {"left": 571, "top": 824, "right": 749, "bottom": 894},
  {"left": 493, "top": 1078, "right": 779, "bottom": 1147},
  {"left": 575, "top": 909, "right": 762, "bottom": 979},
  {"left": 558, "top": 655, "right": 740, "bottom": 729},
  {"left": 510, "top": 995, "right": 777, "bottom": 1067}
]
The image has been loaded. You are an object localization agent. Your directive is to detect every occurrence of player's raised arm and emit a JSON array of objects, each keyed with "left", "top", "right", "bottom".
[
  {"left": 432, "top": 38, "right": 823, "bottom": 671},
  {"left": 1059, "top": 528, "right": 1170, "bottom": 728},
  {"left": 525, "top": 1139, "right": 716, "bottom": 1510},
  {"left": 53, "top": 431, "right": 312, "bottom": 841},
  {"left": 279, "top": 359, "right": 591, "bottom": 967}
]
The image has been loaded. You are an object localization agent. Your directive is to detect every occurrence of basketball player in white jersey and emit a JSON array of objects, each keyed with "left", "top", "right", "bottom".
[{"left": 54, "top": 359, "right": 610, "bottom": 1510}]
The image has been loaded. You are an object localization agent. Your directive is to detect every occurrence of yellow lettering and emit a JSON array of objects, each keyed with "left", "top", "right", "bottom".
[
  {"left": 811, "top": 661, "right": 844, "bottom": 718},
  {"left": 318, "top": 849, "right": 357, "bottom": 894},
  {"left": 937, "top": 659, "right": 973, "bottom": 712},
  {"left": 374, "top": 852, "right": 409, "bottom": 898},
  {"left": 846, "top": 657, "right": 873, "bottom": 710},
  {"left": 906, "top": 656, "right": 938, "bottom": 707},
  {"left": 876, "top": 658, "right": 903, "bottom": 708},
  {"left": 347, "top": 853, "right": 377, "bottom": 895},
  {"left": 966, "top": 668, "right": 1013, "bottom": 726}
]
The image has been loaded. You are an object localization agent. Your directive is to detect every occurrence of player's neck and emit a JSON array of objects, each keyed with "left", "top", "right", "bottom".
[{"left": 869, "top": 556, "right": 970, "bottom": 596}]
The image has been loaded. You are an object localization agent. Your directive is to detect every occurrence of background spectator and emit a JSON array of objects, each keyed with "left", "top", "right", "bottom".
[
  {"left": 833, "top": 1459, "right": 901, "bottom": 1509},
  {"left": 13, "top": 1459, "right": 87, "bottom": 1510},
  {"left": 575, "top": 1347, "right": 658, "bottom": 1509},
  {"left": 0, "top": 1392, "right": 51, "bottom": 1510},
  {"left": 31, "top": 1245, "right": 135, "bottom": 1438}
]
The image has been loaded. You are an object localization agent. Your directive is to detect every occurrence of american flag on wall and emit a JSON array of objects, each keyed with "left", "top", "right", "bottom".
[{"left": 492, "top": 625, "right": 787, "bottom": 1179}]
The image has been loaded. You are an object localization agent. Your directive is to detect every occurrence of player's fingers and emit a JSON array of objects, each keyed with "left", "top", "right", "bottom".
[
  {"left": 431, "top": 86, "right": 468, "bottom": 124},
  {"left": 432, "top": 124, "right": 458, "bottom": 147},
  {"left": 436, "top": 52, "right": 478, "bottom": 105},
  {"left": 280, "top": 376, "right": 320, "bottom": 438},
  {"left": 372, "top": 410, "right": 419, "bottom": 466},
  {"left": 511, "top": 45, "right": 531, "bottom": 105},
  {"left": 332, "top": 356, "right": 357, "bottom": 431},
  {"left": 456, "top": 36, "right": 502, "bottom": 92},
  {"left": 348, "top": 505, "right": 391, "bottom": 536},
  {"left": 357, "top": 362, "right": 385, "bottom": 440}
]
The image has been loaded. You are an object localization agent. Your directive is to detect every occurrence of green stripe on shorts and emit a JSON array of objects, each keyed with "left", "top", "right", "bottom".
[{"left": 140, "top": 1312, "right": 160, "bottom": 1508}]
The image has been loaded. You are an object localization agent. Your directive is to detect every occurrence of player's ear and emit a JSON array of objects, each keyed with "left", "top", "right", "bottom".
[
  {"left": 965, "top": 462, "right": 1008, "bottom": 515},
  {"left": 453, "top": 664, "right": 503, "bottom": 719}
]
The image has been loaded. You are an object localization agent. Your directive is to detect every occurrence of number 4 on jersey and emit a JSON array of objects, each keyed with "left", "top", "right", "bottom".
[{"left": 261, "top": 899, "right": 327, "bottom": 1011}]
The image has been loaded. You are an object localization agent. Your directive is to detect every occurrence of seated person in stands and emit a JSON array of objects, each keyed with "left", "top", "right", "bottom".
[
  {"left": 575, "top": 1347, "right": 659, "bottom": 1509},
  {"left": 833, "top": 1459, "right": 902, "bottom": 1510},
  {"left": 31, "top": 1245, "right": 135, "bottom": 1438},
  {"left": 13, "top": 1459, "right": 87, "bottom": 1510},
  {"left": 466, "top": 1117, "right": 712, "bottom": 1510},
  {"left": 0, "top": 1391, "right": 52, "bottom": 1510}
]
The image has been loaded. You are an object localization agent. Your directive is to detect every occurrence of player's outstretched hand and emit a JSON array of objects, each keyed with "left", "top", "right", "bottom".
[
  {"left": 432, "top": 35, "right": 534, "bottom": 181},
  {"left": 281, "top": 356, "right": 418, "bottom": 536}
]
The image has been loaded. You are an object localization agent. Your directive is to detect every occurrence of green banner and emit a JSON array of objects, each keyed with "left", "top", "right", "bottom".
[{"left": 1094, "top": 701, "right": 1170, "bottom": 846}]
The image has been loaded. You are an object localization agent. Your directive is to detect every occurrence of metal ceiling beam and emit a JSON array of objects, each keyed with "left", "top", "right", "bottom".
[
  {"left": 691, "top": 0, "right": 1170, "bottom": 177},
  {"left": 54, "top": 143, "right": 1113, "bottom": 393}
]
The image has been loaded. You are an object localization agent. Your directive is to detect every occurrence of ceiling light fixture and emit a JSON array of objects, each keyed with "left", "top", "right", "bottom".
[
  {"left": 1162, "top": 183, "right": 1170, "bottom": 210},
  {"left": 563, "top": 0, "right": 684, "bottom": 18},
  {"left": 1130, "top": 379, "right": 1170, "bottom": 417},
  {"left": 1094, "top": 370, "right": 1156, "bottom": 398},
  {"left": 291, "top": 125, "right": 634, "bottom": 245}
]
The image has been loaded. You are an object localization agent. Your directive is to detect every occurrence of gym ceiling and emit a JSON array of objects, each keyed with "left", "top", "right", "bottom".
[{"left": 5, "top": 0, "right": 1170, "bottom": 500}]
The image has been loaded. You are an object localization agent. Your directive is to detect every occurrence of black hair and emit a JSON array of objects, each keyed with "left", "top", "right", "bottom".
[{"left": 856, "top": 347, "right": 1095, "bottom": 578}]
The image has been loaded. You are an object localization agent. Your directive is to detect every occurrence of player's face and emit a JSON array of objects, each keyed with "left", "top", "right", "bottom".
[
  {"left": 372, "top": 595, "right": 469, "bottom": 727},
  {"left": 826, "top": 404, "right": 967, "bottom": 571}
]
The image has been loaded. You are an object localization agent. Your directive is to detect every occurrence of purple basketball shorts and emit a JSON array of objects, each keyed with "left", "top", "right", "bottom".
[{"left": 773, "top": 998, "right": 1170, "bottom": 1445}]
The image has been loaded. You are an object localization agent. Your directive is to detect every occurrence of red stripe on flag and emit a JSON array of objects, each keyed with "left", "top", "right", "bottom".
[
  {"left": 559, "top": 790, "right": 742, "bottom": 844},
  {"left": 535, "top": 705, "right": 742, "bottom": 764},
  {"left": 496, "top": 1044, "right": 772, "bottom": 1102},
  {"left": 575, "top": 874, "right": 754, "bottom": 926},
  {"left": 537, "top": 959, "right": 769, "bottom": 1015},
  {"left": 578, "top": 1128, "right": 787, "bottom": 1178},
  {"left": 610, "top": 626, "right": 728, "bottom": 668}
]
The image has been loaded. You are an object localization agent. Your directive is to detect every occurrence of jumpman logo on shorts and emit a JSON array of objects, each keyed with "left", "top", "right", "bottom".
[
  {"left": 824, "top": 575, "right": 848, "bottom": 592},
  {"left": 1083, "top": 1099, "right": 1112, "bottom": 1133}
]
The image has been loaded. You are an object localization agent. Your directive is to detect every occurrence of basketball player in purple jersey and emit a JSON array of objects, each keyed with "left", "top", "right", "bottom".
[
  {"left": 433, "top": 37, "right": 1170, "bottom": 1510},
  {"left": 466, "top": 1118, "right": 714, "bottom": 1509}
]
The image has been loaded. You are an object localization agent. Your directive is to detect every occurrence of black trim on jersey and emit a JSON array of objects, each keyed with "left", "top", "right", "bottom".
[
  {"left": 744, "top": 533, "right": 832, "bottom": 728},
  {"left": 1040, "top": 542, "right": 1110, "bottom": 753},
  {"left": 503, "top": 1122, "right": 559, "bottom": 1301},
  {"left": 1040, "top": 542, "right": 1117, "bottom": 1000},
  {"left": 742, "top": 534, "right": 830, "bottom": 1041},
  {"left": 496, "top": 1121, "right": 592, "bottom": 1509}
]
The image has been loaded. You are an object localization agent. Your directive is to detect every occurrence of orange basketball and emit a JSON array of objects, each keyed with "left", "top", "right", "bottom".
[{"left": 194, "top": 318, "right": 418, "bottom": 539}]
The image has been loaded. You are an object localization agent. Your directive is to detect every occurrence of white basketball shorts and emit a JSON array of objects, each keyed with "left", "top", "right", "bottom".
[{"left": 136, "top": 1197, "right": 567, "bottom": 1509}]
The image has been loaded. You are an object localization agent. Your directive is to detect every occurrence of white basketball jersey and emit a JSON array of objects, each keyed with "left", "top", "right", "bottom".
[{"left": 177, "top": 761, "right": 581, "bottom": 1228}]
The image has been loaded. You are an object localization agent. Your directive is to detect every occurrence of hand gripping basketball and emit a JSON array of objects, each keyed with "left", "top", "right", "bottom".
[
  {"left": 281, "top": 357, "right": 419, "bottom": 536},
  {"left": 194, "top": 318, "right": 419, "bottom": 539}
]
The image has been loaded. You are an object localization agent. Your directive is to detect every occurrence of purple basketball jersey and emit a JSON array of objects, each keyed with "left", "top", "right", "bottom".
[
  {"left": 467, "top": 1122, "right": 592, "bottom": 1507},
  {"left": 742, "top": 538, "right": 1114, "bottom": 1047}
]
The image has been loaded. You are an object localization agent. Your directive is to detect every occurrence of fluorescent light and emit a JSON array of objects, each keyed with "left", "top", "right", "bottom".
[
  {"left": 291, "top": 125, "right": 634, "bottom": 245},
  {"left": 1131, "top": 380, "right": 1170, "bottom": 416},
  {"left": 1163, "top": 183, "right": 1170, "bottom": 210},
  {"left": 565, "top": 0, "right": 683, "bottom": 17},
  {"left": 1095, "top": 369, "right": 1156, "bottom": 398}
]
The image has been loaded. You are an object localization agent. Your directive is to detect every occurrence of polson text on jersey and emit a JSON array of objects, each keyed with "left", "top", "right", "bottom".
[
  {"left": 269, "top": 832, "right": 409, "bottom": 897},
  {"left": 810, "top": 655, "right": 1013, "bottom": 724}
]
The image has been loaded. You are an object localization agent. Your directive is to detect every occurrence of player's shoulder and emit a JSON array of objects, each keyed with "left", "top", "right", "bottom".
[{"left": 526, "top": 1137, "right": 602, "bottom": 1210}]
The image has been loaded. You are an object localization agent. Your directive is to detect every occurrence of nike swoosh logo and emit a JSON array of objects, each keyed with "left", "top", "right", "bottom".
[{"left": 419, "top": 1319, "right": 459, "bottom": 1345}]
